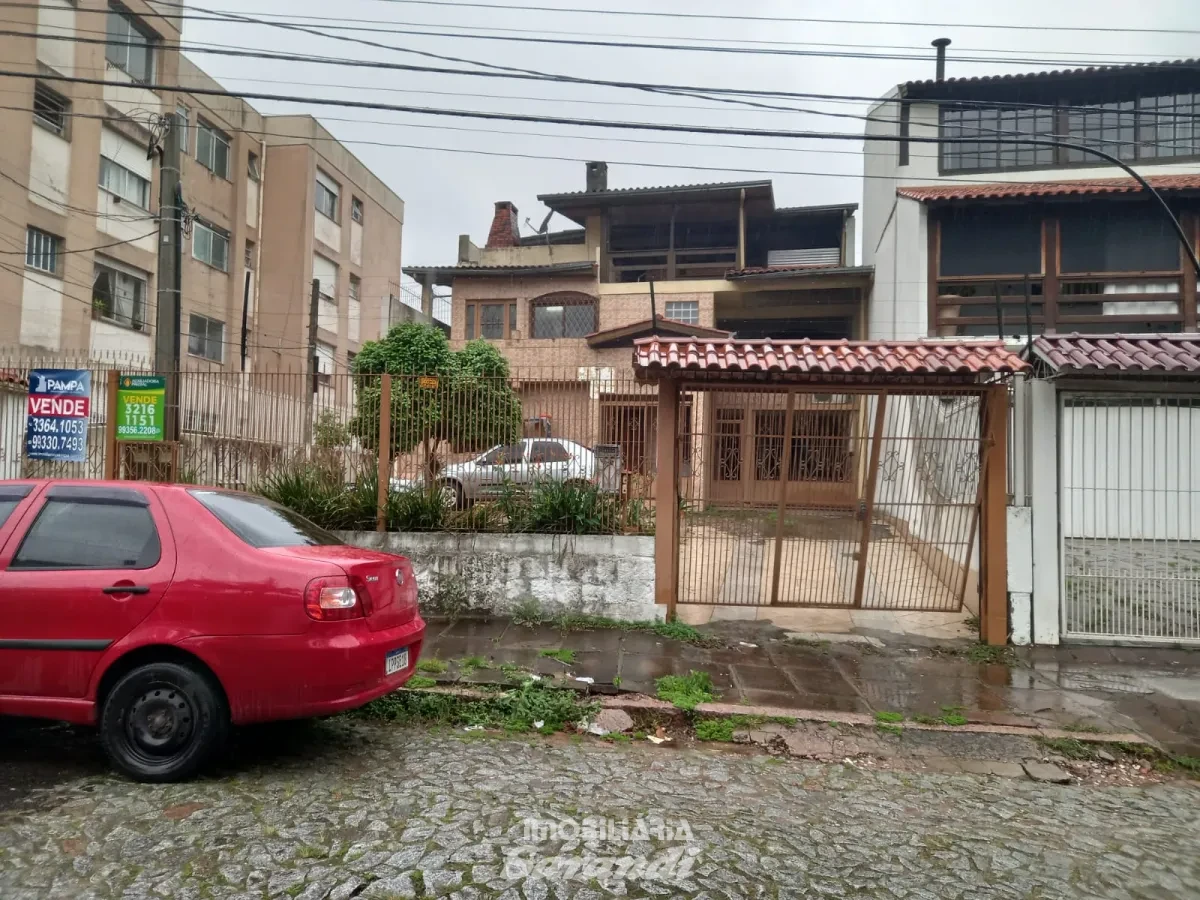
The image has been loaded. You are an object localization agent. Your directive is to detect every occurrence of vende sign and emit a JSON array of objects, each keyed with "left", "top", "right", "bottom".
[
  {"left": 27, "top": 394, "right": 90, "bottom": 418},
  {"left": 25, "top": 368, "right": 92, "bottom": 463}
]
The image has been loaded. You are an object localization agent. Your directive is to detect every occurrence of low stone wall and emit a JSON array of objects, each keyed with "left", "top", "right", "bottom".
[{"left": 340, "top": 531, "right": 661, "bottom": 622}]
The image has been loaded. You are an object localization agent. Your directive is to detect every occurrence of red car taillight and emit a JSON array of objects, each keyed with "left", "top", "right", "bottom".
[{"left": 304, "top": 576, "right": 364, "bottom": 621}]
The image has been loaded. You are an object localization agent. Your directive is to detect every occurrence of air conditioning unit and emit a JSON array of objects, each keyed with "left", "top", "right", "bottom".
[{"left": 593, "top": 443, "right": 621, "bottom": 493}]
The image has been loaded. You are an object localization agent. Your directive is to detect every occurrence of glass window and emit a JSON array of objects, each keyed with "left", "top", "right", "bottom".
[
  {"left": 316, "top": 340, "right": 335, "bottom": 386},
  {"left": 188, "top": 313, "right": 224, "bottom": 362},
  {"left": 99, "top": 156, "right": 150, "bottom": 208},
  {"left": 480, "top": 303, "right": 505, "bottom": 339},
  {"left": 939, "top": 209, "right": 1042, "bottom": 277},
  {"left": 11, "top": 499, "right": 160, "bottom": 569},
  {"left": 465, "top": 303, "right": 475, "bottom": 339},
  {"left": 193, "top": 220, "right": 229, "bottom": 271},
  {"left": 665, "top": 300, "right": 700, "bottom": 325},
  {"left": 349, "top": 275, "right": 360, "bottom": 302},
  {"left": 315, "top": 171, "right": 339, "bottom": 221},
  {"left": 480, "top": 443, "right": 524, "bottom": 465},
  {"left": 1059, "top": 207, "right": 1180, "bottom": 273},
  {"left": 175, "top": 104, "right": 189, "bottom": 154},
  {"left": 247, "top": 152, "right": 260, "bottom": 181},
  {"left": 191, "top": 491, "right": 342, "bottom": 548},
  {"left": 531, "top": 297, "right": 596, "bottom": 338},
  {"left": 33, "top": 83, "right": 69, "bottom": 136},
  {"left": 105, "top": 8, "right": 155, "bottom": 83},
  {"left": 25, "top": 227, "right": 61, "bottom": 274},
  {"left": 195, "top": 120, "right": 230, "bottom": 178},
  {"left": 0, "top": 485, "right": 33, "bottom": 528},
  {"left": 92, "top": 260, "right": 147, "bottom": 330},
  {"left": 351, "top": 197, "right": 364, "bottom": 223},
  {"left": 530, "top": 441, "right": 571, "bottom": 464}
]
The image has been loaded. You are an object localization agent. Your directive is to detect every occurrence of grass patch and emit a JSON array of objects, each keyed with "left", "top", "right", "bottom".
[
  {"left": 456, "top": 656, "right": 488, "bottom": 673},
  {"left": 405, "top": 675, "right": 438, "bottom": 689},
  {"left": 538, "top": 648, "right": 576, "bottom": 665},
  {"left": 693, "top": 714, "right": 796, "bottom": 743},
  {"left": 931, "top": 643, "right": 1022, "bottom": 667},
  {"left": 1036, "top": 738, "right": 1199, "bottom": 778},
  {"left": 512, "top": 609, "right": 719, "bottom": 647},
  {"left": 940, "top": 714, "right": 968, "bottom": 727},
  {"left": 294, "top": 846, "right": 326, "bottom": 860},
  {"left": 416, "top": 658, "right": 449, "bottom": 674},
  {"left": 874, "top": 710, "right": 904, "bottom": 724},
  {"left": 655, "top": 671, "right": 717, "bottom": 710},
  {"left": 353, "top": 680, "right": 595, "bottom": 734},
  {"left": 911, "top": 714, "right": 941, "bottom": 725},
  {"left": 876, "top": 723, "right": 903, "bottom": 736},
  {"left": 1062, "top": 721, "right": 1102, "bottom": 734}
]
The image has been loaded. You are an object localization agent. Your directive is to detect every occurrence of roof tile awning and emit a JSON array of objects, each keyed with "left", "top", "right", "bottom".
[
  {"left": 587, "top": 316, "right": 732, "bottom": 349},
  {"left": 897, "top": 175, "right": 1200, "bottom": 203},
  {"left": 1031, "top": 334, "right": 1200, "bottom": 376},
  {"left": 633, "top": 338, "right": 1027, "bottom": 383}
]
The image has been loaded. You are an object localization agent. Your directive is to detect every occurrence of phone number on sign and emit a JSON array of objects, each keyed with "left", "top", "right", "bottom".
[
  {"left": 27, "top": 433, "right": 86, "bottom": 453},
  {"left": 27, "top": 417, "right": 88, "bottom": 436},
  {"left": 117, "top": 425, "right": 161, "bottom": 436}
]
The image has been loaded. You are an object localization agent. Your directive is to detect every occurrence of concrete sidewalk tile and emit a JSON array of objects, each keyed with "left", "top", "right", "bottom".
[
  {"left": 957, "top": 759, "right": 1025, "bottom": 778},
  {"left": 1022, "top": 761, "right": 1072, "bottom": 784}
]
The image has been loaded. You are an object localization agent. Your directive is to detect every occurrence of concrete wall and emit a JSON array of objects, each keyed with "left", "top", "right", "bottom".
[{"left": 341, "top": 531, "right": 662, "bottom": 622}]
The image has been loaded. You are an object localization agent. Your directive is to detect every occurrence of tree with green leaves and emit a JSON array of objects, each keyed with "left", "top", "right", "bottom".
[{"left": 351, "top": 323, "right": 521, "bottom": 486}]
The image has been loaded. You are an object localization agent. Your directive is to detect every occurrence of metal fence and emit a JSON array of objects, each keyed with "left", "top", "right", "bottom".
[{"left": 0, "top": 360, "right": 658, "bottom": 536}]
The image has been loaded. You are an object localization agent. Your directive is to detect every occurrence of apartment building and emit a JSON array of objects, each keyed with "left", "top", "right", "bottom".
[
  {"left": 405, "top": 162, "right": 869, "bottom": 497},
  {"left": 862, "top": 47, "right": 1200, "bottom": 340},
  {"left": 0, "top": 0, "right": 410, "bottom": 380}
]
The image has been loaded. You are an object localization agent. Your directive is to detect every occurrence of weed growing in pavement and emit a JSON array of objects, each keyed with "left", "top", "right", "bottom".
[
  {"left": 692, "top": 714, "right": 795, "bottom": 742},
  {"left": 876, "top": 723, "right": 903, "bottom": 736},
  {"left": 1062, "top": 721, "right": 1102, "bottom": 733},
  {"left": 416, "top": 658, "right": 449, "bottom": 674},
  {"left": 353, "top": 680, "right": 596, "bottom": 733},
  {"left": 874, "top": 711, "right": 904, "bottom": 724},
  {"left": 405, "top": 675, "right": 438, "bottom": 689},
  {"left": 411, "top": 871, "right": 426, "bottom": 896},
  {"left": 940, "top": 714, "right": 968, "bottom": 727},
  {"left": 539, "top": 648, "right": 576, "bottom": 665},
  {"left": 911, "top": 714, "right": 941, "bottom": 726},
  {"left": 456, "top": 656, "right": 488, "bottom": 673},
  {"left": 929, "top": 643, "right": 1022, "bottom": 666},
  {"left": 509, "top": 608, "right": 719, "bottom": 647},
  {"left": 655, "top": 671, "right": 717, "bottom": 710}
]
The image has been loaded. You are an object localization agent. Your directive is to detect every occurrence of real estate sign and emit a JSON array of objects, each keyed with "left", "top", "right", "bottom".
[
  {"left": 116, "top": 375, "right": 166, "bottom": 442},
  {"left": 25, "top": 369, "right": 91, "bottom": 463}
]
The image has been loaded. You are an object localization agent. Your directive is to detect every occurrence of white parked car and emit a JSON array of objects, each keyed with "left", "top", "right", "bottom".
[{"left": 392, "top": 438, "right": 597, "bottom": 508}]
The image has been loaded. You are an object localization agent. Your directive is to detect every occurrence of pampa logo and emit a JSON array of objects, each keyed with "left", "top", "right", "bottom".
[{"left": 31, "top": 373, "right": 86, "bottom": 394}]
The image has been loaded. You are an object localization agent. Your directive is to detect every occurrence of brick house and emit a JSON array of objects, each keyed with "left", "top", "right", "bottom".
[{"left": 404, "top": 163, "right": 870, "bottom": 496}]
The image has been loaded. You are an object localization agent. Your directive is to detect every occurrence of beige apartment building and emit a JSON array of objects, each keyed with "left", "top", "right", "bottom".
[{"left": 0, "top": 0, "right": 411, "bottom": 383}]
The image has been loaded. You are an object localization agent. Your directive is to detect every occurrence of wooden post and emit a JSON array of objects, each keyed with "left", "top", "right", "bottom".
[
  {"left": 852, "top": 391, "right": 888, "bottom": 608},
  {"left": 376, "top": 373, "right": 392, "bottom": 533},
  {"left": 104, "top": 369, "right": 119, "bottom": 480},
  {"left": 979, "top": 384, "right": 1009, "bottom": 646},
  {"left": 768, "top": 390, "right": 797, "bottom": 606},
  {"left": 655, "top": 378, "right": 680, "bottom": 619},
  {"left": 1182, "top": 212, "right": 1197, "bottom": 333}
]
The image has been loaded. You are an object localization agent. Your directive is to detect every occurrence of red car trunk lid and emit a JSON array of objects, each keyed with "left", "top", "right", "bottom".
[{"left": 263, "top": 546, "right": 417, "bottom": 631}]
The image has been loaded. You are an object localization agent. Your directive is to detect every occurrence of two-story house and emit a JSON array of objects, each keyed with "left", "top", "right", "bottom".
[
  {"left": 405, "top": 162, "right": 870, "bottom": 503},
  {"left": 863, "top": 48, "right": 1199, "bottom": 340}
]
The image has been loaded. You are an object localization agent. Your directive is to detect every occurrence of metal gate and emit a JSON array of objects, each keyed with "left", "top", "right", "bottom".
[
  {"left": 677, "top": 385, "right": 986, "bottom": 610},
  {"left": 1060, "top": 393, "right": 1200, "bottom": 644}
]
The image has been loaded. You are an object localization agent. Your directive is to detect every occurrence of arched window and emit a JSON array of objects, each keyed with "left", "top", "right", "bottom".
[{"left": 529, "top": 292, "right": 597, "bottom": 339}]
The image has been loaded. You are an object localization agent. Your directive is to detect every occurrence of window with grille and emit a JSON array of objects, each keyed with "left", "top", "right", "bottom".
[
  {"left": 99, "top": 156, "right": 150, "bottom": 208},
  {"left": 316, "top": 171, "right": 339, "bottom": 221},
  {"left": 351, "top": 197, "right": 364, "bottom": 223},
  {"left": 92, "top": 259, "right": 147, "bottom": 330},
  {"left": 196, "top": 120, "right": 230, "bottom": 178},
  {"left": 25, "top": 227, "right": 61, "bottom": 275},
  {"left": 193, "top": 220, "right": 230, "bottom": 271},
  {"left": 105, "top": 6, "right": 155, "bottom": 83},
  {"left": 188, "top": 313, "right": 224, "bottom": 362},
  {"left": 714, "top": 409, "right": 743, "bottom": 481},
  {"left": 664, "top": 300, "right": 699, "bottom": 325},
  {"left": 465, "top": 301, "right": 517, "bottom": 340},
  {"left": 33, "top": 83, "right": 69, "bottom": 137},
  {"left": 530, "top": 293, "right": 596, "bottom": 338}
]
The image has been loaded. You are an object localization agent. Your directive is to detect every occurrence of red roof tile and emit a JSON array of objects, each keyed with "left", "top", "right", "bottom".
[
  {"left": 1031, "top": 334, "right": 1200, "bottom": 375},
  {"left": 633, "top": 339, "right": 1027, "bottom": 379},
  {"left": 897, "top": 175, "right": 1200, "bottom": 203}
]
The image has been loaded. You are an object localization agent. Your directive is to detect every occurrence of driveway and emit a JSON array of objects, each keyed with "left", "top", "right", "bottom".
[{"left": 1, "top": 718, "right": 1197, "bottom": 899}]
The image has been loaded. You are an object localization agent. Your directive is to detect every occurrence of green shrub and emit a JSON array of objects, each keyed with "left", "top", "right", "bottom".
[
  {"left": 656, "top": 671, "right": 717, "bottom": 710},
  {"left": 388, "top": 487, "right": 446, "bottom": 532},
  {"left": 695, "top": 718, "right": 736, "bottom": 742},
  {"left": 524, "top": 479, "right": 619, "bottom": 535},
  {"left": 257, "top": 467, "right": 345, "bottom": 528},
  {"left": 354, "top": 680, "right": 595, "bottom": 733}
]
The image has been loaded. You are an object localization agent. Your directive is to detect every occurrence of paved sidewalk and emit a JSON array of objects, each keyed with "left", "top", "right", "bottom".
[{"left": 420, "top": 617, "right": 1200, "bottom": 756}]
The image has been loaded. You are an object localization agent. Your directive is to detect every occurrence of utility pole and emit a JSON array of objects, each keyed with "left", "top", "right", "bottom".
[
  {"left": 154, "top": 115, "right": 183, "bottom": 441},
  {"left": 303, "top": 277, "right": 319, "bottom": 443}
]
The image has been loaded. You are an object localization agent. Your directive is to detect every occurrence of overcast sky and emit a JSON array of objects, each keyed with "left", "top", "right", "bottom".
[{"left": 183, "top": 0, "right": 1198, "bottom": 283}]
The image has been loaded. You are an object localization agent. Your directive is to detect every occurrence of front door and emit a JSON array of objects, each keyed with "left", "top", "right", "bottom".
[{"left": 0, "top": 484, "right": 176, "bottom": 699}]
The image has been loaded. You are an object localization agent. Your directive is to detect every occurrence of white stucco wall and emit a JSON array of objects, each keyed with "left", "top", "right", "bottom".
[
  {"left": 103, "top": 67, "right": 165, "bottom": 120},
  {"left": 350, "top": 220, "right": 363, "bottom": 267},
  {"left": 314, "top": 211, "right": 341, "bottom": 253},
  {"left": 342, "top": 531, "right": 662, "bottom": 622},
  {"left": 90, "top": 318, "right": 153, "bottom": 360},
  {"left": 20, "top": 273, "right": 64, "bottom": 350},
  {"left": 36, "top": 0, "right": 75, "bottom": 76},
  {"left": 29, "top": 126, "right": 70, "bottom": 214}
]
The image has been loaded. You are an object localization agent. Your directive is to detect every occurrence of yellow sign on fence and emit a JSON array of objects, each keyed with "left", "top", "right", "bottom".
[{"left": 417, "top": 375, "right": 439, "bottom": 390}]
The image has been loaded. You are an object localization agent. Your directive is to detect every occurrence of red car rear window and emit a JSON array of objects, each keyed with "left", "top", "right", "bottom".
[
  {"left": 190, "top": 490, "right": 344, "bottom": 548},
  {"left": 0, "top": 483, "right": 34, "bottom": 528}
]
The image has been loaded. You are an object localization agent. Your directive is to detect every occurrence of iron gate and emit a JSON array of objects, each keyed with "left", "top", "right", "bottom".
[
  {"left": 677, "top": 386, "right": 986, "bottom": 610},
  {"left": 1060, "top": 393, "right": 1200, "bottom": 644}
]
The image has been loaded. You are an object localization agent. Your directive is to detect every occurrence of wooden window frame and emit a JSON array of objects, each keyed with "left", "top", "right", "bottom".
[{"left": 464, "top": 300, "right": 518, "bottom": 340}]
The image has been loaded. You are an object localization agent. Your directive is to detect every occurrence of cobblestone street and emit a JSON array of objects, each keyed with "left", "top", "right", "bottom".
[{"left": 1, "top": 719, "right": 1198, "bottom": 900}]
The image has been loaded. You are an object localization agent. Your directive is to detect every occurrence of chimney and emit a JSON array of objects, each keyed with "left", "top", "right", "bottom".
[
  {"left": 932, "top": 38, "right": 951, "bottom": 83},
  {"left": 485, "top": 200, "right": 520, "bottom": 249},
  {"left": 586, "top": 161, "right": 608, "bottom": 193}
]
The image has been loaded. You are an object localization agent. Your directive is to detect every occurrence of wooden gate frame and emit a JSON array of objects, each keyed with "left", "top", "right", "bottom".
[{"left": 654, "top": 377, "right": 1010, "bottom": 646}]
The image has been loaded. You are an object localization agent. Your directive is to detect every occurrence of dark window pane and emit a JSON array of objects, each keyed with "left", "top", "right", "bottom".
[
  {"left": 532, "top": 304, "right": 564, "bottom": 338},
  {"left": 0, "top": 500, "right": 18, "bottom": 526},
  {"left": 480, "top": 303, "right": 504, "bottom": 339},
  {"left": 191, "top": 490, "right": 342, "bottom": 547},
  {"left": 12, "top": 500, "right": 160, "bottom": 569},
  {"left": 465, "top": 304, "right": 474, "bottom": 339},
  {"left": 530, "top": 441, "right": 571, "bottom": 463},
  {"left": 939, "top": 208, "right": 1042, "bottom": 277},
  {"left": 481, "top": 443, "right": 524, "bottom": 465},
  {"left": 1060, "top": 207, "right": 1180, "bottom": 273}
]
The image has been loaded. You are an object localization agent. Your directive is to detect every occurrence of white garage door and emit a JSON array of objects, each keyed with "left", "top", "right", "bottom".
[{"left": 1060, "top": 393, "right": 1200, "bottom": 643}]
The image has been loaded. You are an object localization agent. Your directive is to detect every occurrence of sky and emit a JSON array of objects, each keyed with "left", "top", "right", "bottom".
[{"left": 181, "top": 0, "right": 1199, "bottom": 289}]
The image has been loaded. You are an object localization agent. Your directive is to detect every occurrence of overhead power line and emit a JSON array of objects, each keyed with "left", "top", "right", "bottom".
[{"left": 310, "top": 0, "right": 1200, "bottom": 35}]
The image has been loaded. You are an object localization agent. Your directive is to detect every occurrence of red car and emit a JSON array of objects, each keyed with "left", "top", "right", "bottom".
[{"left": 0, "top": 479, "right": 425, "bottom": 782}]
